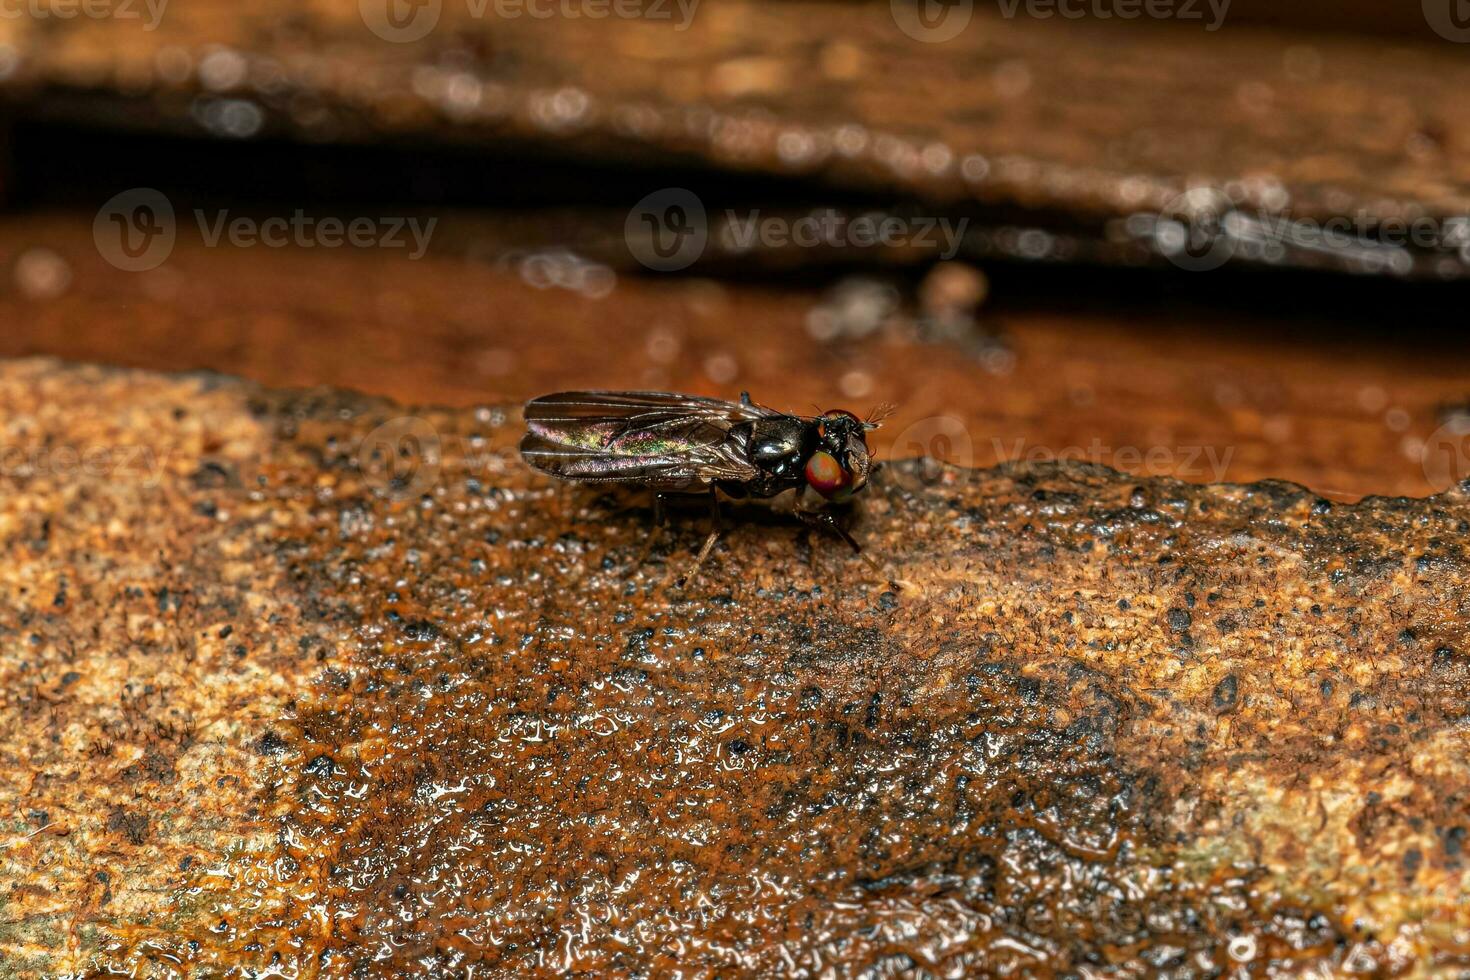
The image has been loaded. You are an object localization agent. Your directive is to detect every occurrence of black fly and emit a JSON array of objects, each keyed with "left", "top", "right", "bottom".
[{"left": 520, "top": 391, "right": 887, "bottom": 574}]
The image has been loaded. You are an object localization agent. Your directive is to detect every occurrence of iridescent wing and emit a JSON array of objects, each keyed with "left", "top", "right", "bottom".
[{"left": 519, "top": 391, "right": 779, "bottom": 491}]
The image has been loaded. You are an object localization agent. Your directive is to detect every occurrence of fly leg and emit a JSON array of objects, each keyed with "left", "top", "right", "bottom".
[
  {"left": 677, "top": 488, "right": 723, "bottom": 588},
  {"left": 795, "top": 494, "right": 885, "bottom": 576},
  {"left": 633, "top": 492, "right": 674, "bottom": 569},
  {"left": 795, "top": 508, "right": 861, "bottom": 553},
  {"left": 793, "top": 484, "right": 861, "bottom": 553}
]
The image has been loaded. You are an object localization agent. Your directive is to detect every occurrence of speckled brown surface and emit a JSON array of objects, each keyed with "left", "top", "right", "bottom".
[
  {"left": 2, "top": 358, "right": 1468, "bottom": 975},
  {"left": 5, "top": 1, "right": 1470, "bottom": 275}
]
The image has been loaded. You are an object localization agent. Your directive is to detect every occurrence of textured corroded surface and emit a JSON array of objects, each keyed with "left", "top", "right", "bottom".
[
  {"left": 1, "top": 358, "right": 1468, "bottom": 975},
  {"left": 4, "top": 2, "right": 1470, "bottom": 275}
]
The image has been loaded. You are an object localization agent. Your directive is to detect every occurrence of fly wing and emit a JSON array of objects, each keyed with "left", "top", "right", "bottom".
[
  {"left": 518, "top": 433, "right": 754, "bottom": 490},
  {"left": 524, "top": 391, "right": 777, "bottom": 431},
  {"left": 520, "top": 391, "right": 774, "bottom": 490}
]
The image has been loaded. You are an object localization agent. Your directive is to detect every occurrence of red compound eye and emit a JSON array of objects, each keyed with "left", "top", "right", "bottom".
[{"left": 804, "top": 450, "right": 852, "bottom": 498}]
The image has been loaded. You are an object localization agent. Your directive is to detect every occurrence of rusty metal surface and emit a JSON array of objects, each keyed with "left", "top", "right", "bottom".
[
  {"left": 4, "top": 2, "right": 1470, "bottom": 275},
  {"left": 2, "top": 358, "right": 1468, "bottom": 975}
]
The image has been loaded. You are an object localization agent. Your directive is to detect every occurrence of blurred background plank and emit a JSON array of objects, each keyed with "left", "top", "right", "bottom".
[
  {"left": 0, "top": 211, "right": 1465, "bottom": 497},
  {"left": 0, "top": 0, "right": 1467, "bottom": 499}
]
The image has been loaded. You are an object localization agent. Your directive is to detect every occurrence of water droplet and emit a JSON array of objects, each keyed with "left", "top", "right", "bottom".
[
  {"left": 703, "top": 353, "right": 738, "bottom": 384},
  {"left": 645, "top": 326, "right": 681, "bottom": 364},
  {"left": 839, "top": 369, "right": 874, "bottom": 399},
  {"left": 14, "top": 248, "right": 72, "bottom": 300},
  {"left": 993, "top": 59, "right": 1032, "bottom": 99},
  {"left": 199, "top": 48, "right": 248, "bottom": 91}
]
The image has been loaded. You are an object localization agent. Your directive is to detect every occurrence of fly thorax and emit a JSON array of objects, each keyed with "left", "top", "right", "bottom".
[{"left": 749, "top": 418, "right": 807, "bottom": 472}]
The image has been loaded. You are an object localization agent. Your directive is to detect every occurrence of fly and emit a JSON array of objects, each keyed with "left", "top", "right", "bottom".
[{"left": 520, "top": 390, "right": 888, "bottom": 577}]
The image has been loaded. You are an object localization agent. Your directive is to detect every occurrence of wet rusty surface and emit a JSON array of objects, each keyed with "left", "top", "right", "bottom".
[
  {"left": 5, "top": 2, "right": 1470, "bottom": 275},
  {"left": 2, "top": 358, "right": 1469, "bottom": 975}
]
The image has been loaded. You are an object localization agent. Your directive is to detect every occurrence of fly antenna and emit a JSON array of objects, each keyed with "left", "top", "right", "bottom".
[{"left": 865, "top": 403, "right": 896, "bottom": 429}]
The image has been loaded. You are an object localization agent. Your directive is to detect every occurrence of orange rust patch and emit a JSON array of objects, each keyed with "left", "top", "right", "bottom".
[{"left": 2, "top": 362, "right": 1468, "bottom": 975}]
